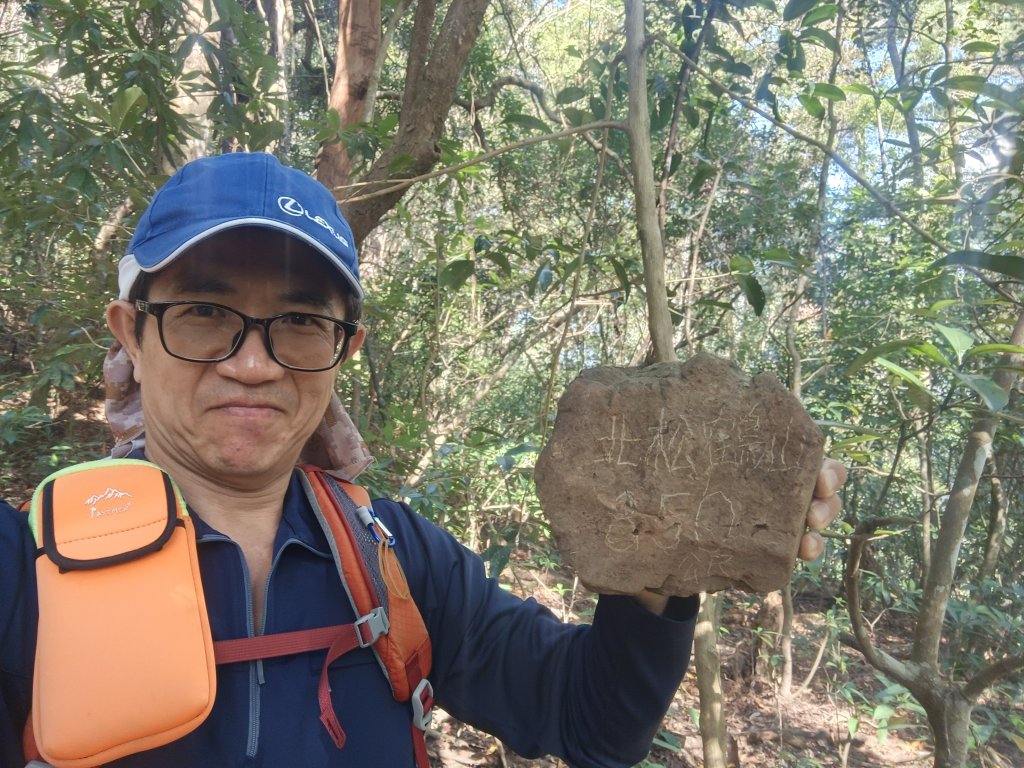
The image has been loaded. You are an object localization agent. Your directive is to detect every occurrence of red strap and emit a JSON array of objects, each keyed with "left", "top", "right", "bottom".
[
  {"left": 214, "top": 624, "right": 350, "bottom": 664},
  {"left": 214, "top": 623, "right": 368, "bottom": 751},
  {"left": 412, "top": 723, "right": 430, "bottom": 768},
  {"left": 316, "top": 626, "right": 369, "bottom": 748},
  {"left": 22, "top": 710, "right": 42, "bottom": 763}
]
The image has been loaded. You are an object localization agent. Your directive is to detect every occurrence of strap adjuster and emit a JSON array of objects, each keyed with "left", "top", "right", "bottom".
[
  {"left": 411, "top": 678, "right": 434, "bottom": 731},
  {"left": 355, "top": 608, "right": 390, "bottom": 647}
]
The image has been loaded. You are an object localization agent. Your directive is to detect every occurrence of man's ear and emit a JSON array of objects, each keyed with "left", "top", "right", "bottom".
[
  {"left": 342, "top": 325, "right": 366, "bottom": 363},
  {"left": 106, "top": 300, "right": 144, "bottom": 382}
]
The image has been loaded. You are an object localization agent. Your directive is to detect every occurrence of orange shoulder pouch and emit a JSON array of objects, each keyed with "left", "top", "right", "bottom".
[{"left": 28, "top": 459, "right": 216, "bottom": 768}]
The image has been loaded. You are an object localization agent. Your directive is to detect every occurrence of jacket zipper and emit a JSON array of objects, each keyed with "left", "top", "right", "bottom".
[{"left": 198, "top": 533, "right": 325, "bottom": 758}]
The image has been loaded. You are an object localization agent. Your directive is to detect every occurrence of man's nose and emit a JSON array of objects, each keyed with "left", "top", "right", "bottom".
[{"left": 215, "top": 325, "right": 285, "bottom": 382}]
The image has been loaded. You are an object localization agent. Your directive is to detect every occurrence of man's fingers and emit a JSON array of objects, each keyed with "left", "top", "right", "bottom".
[
  {"left": 808, "top": 494, "right": 841, "bottom": 531},
  {"left": 799, "top": 531, "right": 825, "bottom": 561},
  {"left": 800, "top": 459, "right": 846, "bottom": 562},
  {"left": 815, "top": 458, "right": 848, "bottom": 498}
]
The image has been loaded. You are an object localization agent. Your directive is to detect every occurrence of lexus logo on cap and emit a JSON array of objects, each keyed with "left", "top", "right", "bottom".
[{"left": 277, "top": 196, "right": 351, "bottom": 249}]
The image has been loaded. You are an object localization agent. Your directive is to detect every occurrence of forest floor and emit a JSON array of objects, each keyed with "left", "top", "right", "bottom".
[{"left": 3, "top": 407, "right": 1022, "bottom": 768}]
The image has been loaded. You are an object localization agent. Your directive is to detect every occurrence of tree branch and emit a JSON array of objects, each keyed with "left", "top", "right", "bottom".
[
  {"left": 337, "top": 119, "right": 624, "bottom": 203},
  {"left": 844, "top": 516, "right": 919, "bottom": 686},
  {"left": 963, "top": 654, "right": 1024, "bottom": 701}
]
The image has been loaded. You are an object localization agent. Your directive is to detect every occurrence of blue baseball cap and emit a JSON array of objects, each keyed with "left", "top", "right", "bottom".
[{"left": 118, "top": 152, "right": 362, "bottom": 299}]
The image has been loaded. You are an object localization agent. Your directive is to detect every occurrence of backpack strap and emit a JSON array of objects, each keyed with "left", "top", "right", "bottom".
[{"left": 298, "top": 467, "right": 433, "bottom": 767}]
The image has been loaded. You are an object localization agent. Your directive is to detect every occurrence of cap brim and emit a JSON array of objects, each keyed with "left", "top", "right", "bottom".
[{"left": 119, "top": 218, "right": 364, "bottom": 300}]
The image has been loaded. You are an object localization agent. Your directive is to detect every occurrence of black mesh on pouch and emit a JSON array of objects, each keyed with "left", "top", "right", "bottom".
[{"left": 321, "top": 473, "right": 390, "bottom": 615}]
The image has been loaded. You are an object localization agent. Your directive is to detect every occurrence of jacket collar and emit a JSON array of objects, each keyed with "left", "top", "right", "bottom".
[{"left": 125, "top": 450, "right": 332, "bottom": 557}]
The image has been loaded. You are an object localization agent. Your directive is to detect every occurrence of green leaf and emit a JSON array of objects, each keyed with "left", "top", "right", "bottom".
[
  {"left": 681, "top": 104, "right": 701, "bottom": 129},
  {"left": 798, "top": 94, "right": 825, "bottom": 118},
  {"left": 783, "top": 0, "right": 820, "bottom": 22},
  {"left": 64, "top": 167, "right": 91, "bottom": 192},
  {"left": 802, "top": 3, "right": 838, "bottom": 25},
  {"left": 736, "top": 274, "right": 766, "bottom": 316},
  {"left": 387, "top": 153, "right": 417, "bottom": 174},
  {"left": 962, "top": 41, "right": 998, "bottom": 54},
  {"left": 928, "top": 64, "right": 953, "bottom": 86},
  {"left": 872, "top": 708, "right": 897, "bottom": 724},
  {"left": 609, "top": 257, "right": 632, "bottom": 298},
  {"left": 812, "top": 82, "right": 846, "bottom": 101},
  {"left": 109, "top": 86, "right": 146, "bottom": 132},
  {"left": 483, "top": 251, "right": 511, "bottom": 278},
  {"left": 908, "top": 342, "right": 950, "bottom": 367},
  {"left": 688, "top": 160, "right": 718, "bottom": 193},
  {"left": 667, "top": 153, "right": 682, "bottom": 178},
  {"left": 933, "top": 250, "right": 1024, "bottom": 280},
  {"left": 847, "top": 340, "right": 921, "bottom": 375},
  {"left": 562, "top": 107, "right": 590, "bottom": 127},
  {"left": 556, "top": 86, "right": 588, "bottom": 105},
  {"left": 874, "top": 357, "right": 933, "bottom": 398},
  {"left": 788, "top": 40, "right": 807, "bottom": 72},
  {"left": 505, "top": 113, "right": 549, "bottom": 133},
  {"left": 848, "top": 715, "right": 860, "bottom": 738},
  {"left": 438, "top": 259, "right": 475, "bottom": 290},
  {"left": 953, "top": 372, "right": 1009, "bottom": 412},
  {"left": 801, "top": 28, "right": 840, "bottom": 53},
  {"left": 931, "top": 323, "right": 974, "bottom": 363},
  {"left": 943, "top": 75, "right": 988, "bottom": 93},
  {"left": 832, "top": 434, "right": 884, "bottom": 450},
  {"left": 844, "top": 83, "right": 876, "bottom": 98},
  {"left": 963, "top": 344, "right": 1024, "bottom": 359},
  {"left": 724, "top": 61, "right": 754, "bottom": 78},
  {"left": 756, "top": 246, "right": 811, "bottom": 269},
  {"left": 755, "top": 72, "right": 777, "bottom": 107},
  {"left": 730, "top": 254, "right": 755, "bottom": 273}
]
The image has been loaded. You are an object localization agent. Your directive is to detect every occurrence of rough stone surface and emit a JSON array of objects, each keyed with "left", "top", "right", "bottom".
[{"left": 534, "top": 354, "right": 825, "bottom": 596}]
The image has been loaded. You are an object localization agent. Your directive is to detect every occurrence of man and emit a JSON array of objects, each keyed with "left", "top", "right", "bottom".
[{"left": 0, "top": 152, "right": 844, "bottom": 767}]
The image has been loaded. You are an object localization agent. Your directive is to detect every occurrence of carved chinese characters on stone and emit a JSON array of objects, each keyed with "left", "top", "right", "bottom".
[{"left": 534, "top": 354, "right": 825, "bottom": 596}]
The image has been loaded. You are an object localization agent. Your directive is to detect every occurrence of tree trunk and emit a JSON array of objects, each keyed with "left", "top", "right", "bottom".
[
  {"left": 166, "top": 0, "right": 217, "bottom": 168},
  {"left": 332, "top": 0, "right": 491, "bottom": 245},
  {"left": 624, "top": 0, "right": 675, "bottom": 364},
  {"left": 317, "top": 0, "right": 381, "bottom": 193},
  {"left": 695, "top": 594, "right": 728, "bottom": 768},
  {"left": 753, "top": 590, "right": 783, "bottom": 688},
  {"left": 778, "top": 582, "right": 795, "bottom": 697},
  {"left": 912, "top": 309, "right": 1024, "bottom": 667},
  {"left": 258, "top": 0, "right": 293, "bottom": 155},
  {"left": 622, "top": 3, "right": 730, "bottom": 763},
  {"left": 917, "top": 686, "right": 974, "bottom": 768},
  {"left": 978, "top": 450, "right": 1007, "bottom": 583},
  {"left": 886, "top": 3, "right": 925, "bottom": 188},
  {"left": 776, "top": 0, "right": 845, "bottom": 698}
]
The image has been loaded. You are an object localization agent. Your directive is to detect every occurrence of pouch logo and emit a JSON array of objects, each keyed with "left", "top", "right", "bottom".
[
  {"left": 85, "top": 488, "right": 133, "bottom": 519},
  {"left": 277, "top": 196, "right": 352, "bottom": 249}
]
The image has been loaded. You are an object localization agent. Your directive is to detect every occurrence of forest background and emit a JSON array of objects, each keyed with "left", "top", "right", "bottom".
[{"left": 0, "top": 0, "right": 1022, "bottom": 766}]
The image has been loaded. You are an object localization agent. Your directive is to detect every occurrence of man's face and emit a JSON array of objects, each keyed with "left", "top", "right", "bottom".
[{"left": 107, "top": 229, "right": 362, "bottom": 492}]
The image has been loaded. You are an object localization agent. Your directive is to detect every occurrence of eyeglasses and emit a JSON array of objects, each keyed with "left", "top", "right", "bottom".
[{"left": 135, "top": 300, "right": 359, "bottom": 372}]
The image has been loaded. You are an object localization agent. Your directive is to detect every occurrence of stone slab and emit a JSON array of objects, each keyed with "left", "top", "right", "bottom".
[{"left": 534, "top": 354, "right": 825, "bottom": 596}]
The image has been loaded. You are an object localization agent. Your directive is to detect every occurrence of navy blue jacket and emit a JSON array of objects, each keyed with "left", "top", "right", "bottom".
[{"left": 1, "top": 469, "right": 698, "bottom": 767}]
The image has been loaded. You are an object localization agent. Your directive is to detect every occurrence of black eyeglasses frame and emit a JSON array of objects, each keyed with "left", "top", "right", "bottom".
[{"left": 134, "top": 299, "right": 359, "bottom": 373}]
